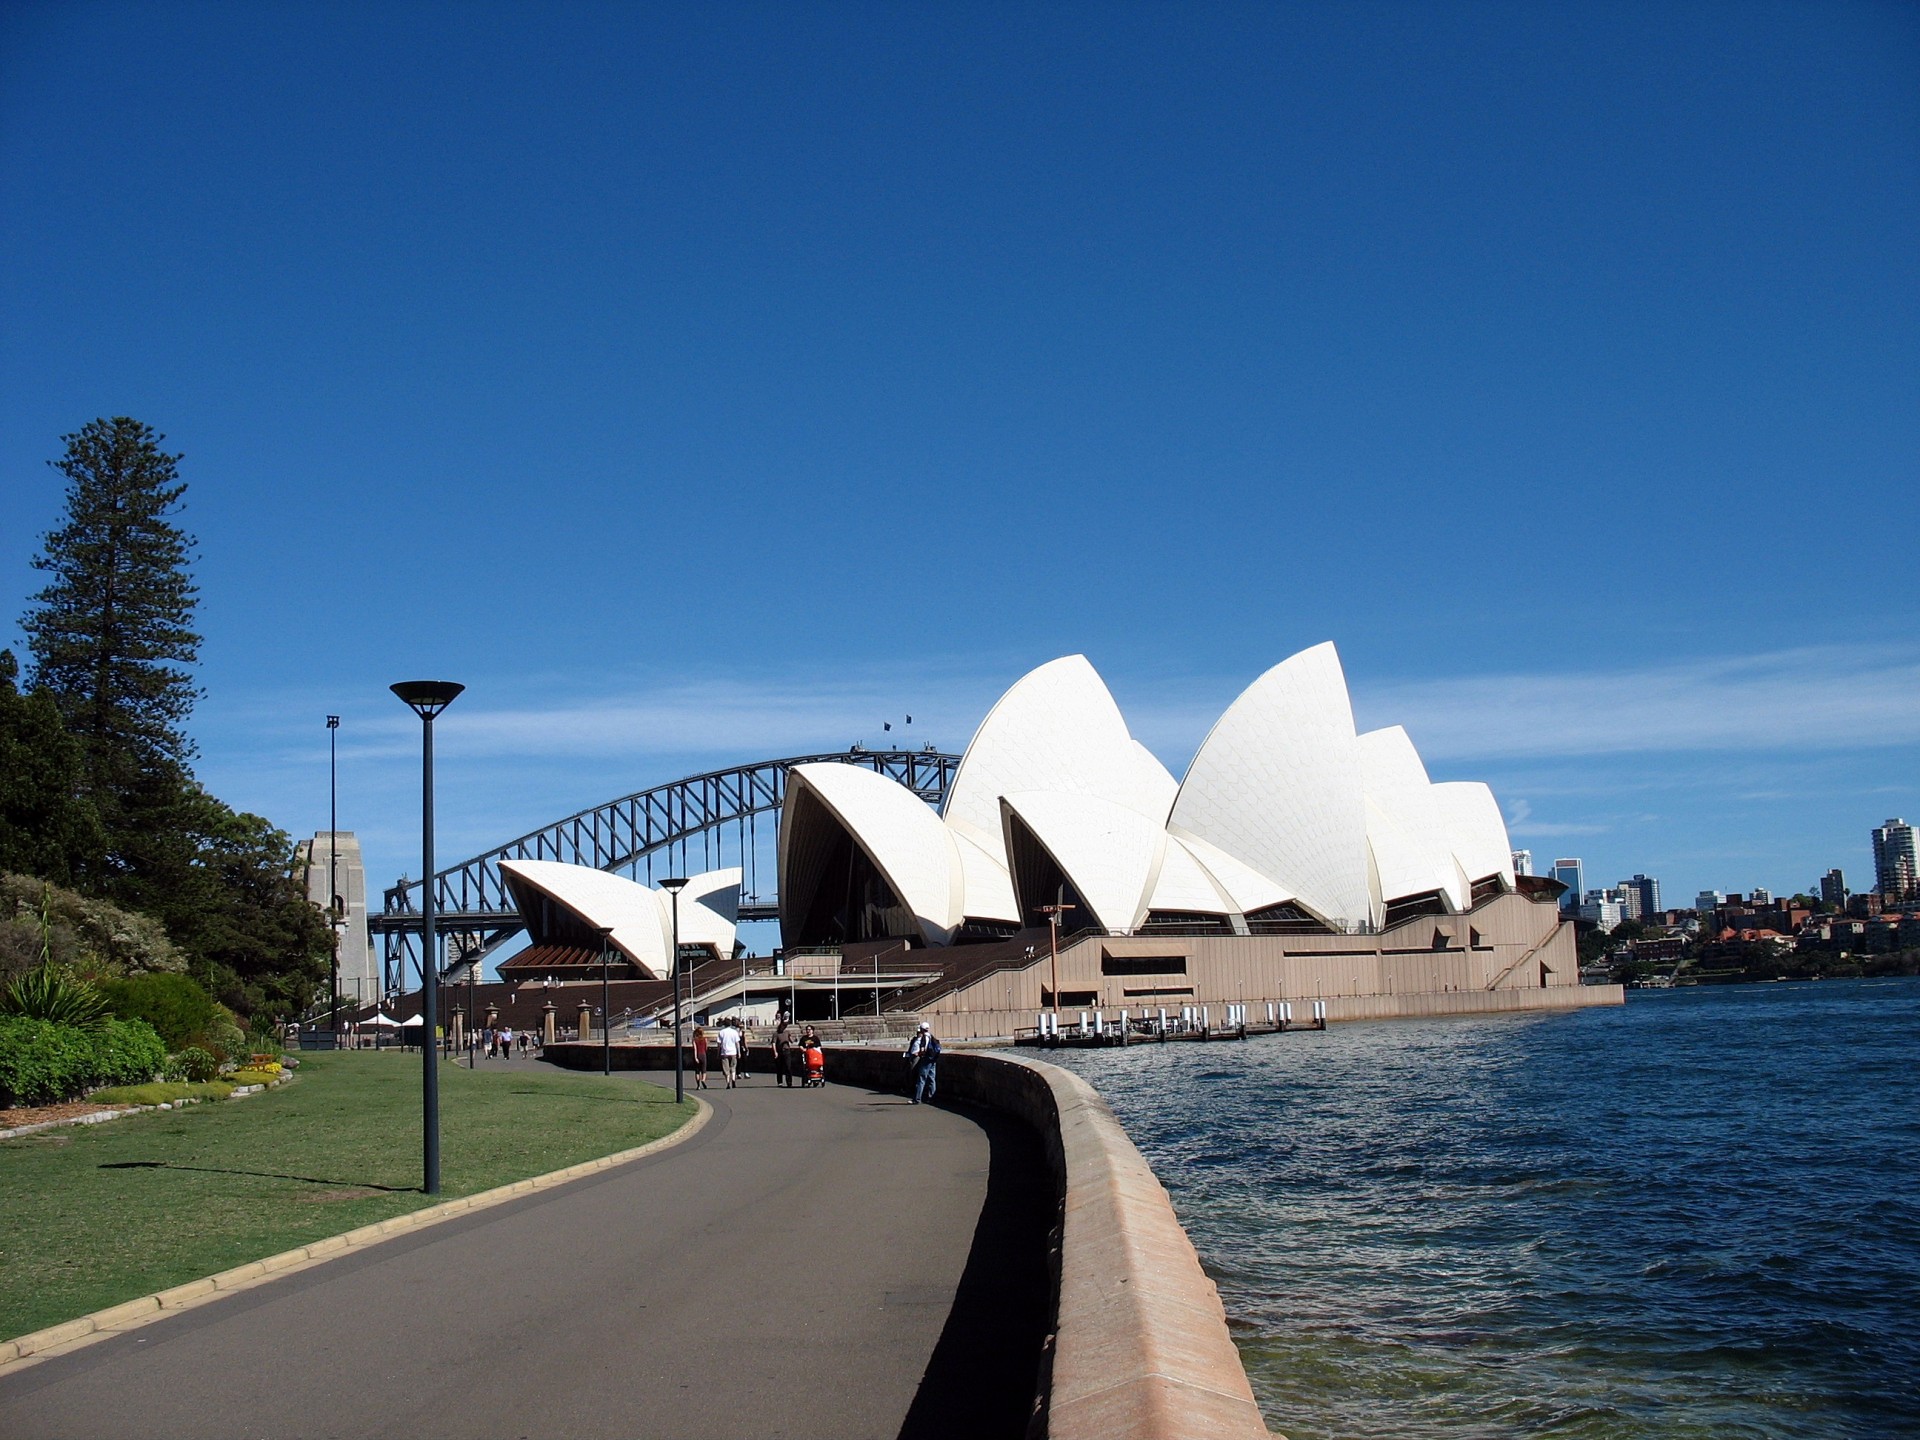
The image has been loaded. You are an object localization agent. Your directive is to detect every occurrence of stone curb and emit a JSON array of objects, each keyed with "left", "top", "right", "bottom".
[{"left": 0, "top": 1097, "right": 710, "bottom": 1377}]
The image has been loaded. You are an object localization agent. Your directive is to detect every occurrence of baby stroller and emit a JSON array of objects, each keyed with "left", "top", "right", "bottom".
[{"left": 803, "top": 1043, "right": 826, "bottom": 1087}]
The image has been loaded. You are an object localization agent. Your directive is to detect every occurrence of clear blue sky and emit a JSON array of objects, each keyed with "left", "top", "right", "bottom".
[{"left": 3, "top": 1, "right": 1915, "bottom": 928}]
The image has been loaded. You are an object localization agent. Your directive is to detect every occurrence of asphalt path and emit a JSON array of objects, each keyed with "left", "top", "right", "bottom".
[{"left": 0, "top": 1063, "right": 1050, "bottom": 1440}]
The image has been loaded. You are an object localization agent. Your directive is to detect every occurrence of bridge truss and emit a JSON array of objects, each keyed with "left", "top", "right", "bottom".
[{"left": 373, "top": 749, "right": 960, "bottom": 991}]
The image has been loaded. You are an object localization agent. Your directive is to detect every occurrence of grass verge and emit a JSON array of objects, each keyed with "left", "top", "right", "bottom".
[{"left": 0, "top": 1051, "right": 694, "bottom": 1338}]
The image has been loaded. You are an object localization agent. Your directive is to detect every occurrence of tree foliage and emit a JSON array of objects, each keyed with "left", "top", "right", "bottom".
[{"left": 0, "top": 653, "right": 105, "bottom": 886}]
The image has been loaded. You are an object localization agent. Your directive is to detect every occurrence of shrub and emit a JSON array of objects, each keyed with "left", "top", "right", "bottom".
[
  {"left": 162, "top": 1046, "right": 220, "bottom": 1084},
  {"left": 202, "top": 1004, "right": 247, "bottom": 1063},
  {"left": 97, "top": 972, "right": 219, "bottom": 1051},
  {"left": 90, "top": 1018, "right": 165, "bottom": 1088},
  {"left": 0, "top": 1015, "right": 98, "bottom": 1105},
  {"left": 228, "top": 1067, "right": 281, "bottom": 1087},
  {"left": 1, "top": 964, "right": 107, "bottom": 1030},
  {"left": 0, "top": 874, "right": 187, "bottom": 983}
]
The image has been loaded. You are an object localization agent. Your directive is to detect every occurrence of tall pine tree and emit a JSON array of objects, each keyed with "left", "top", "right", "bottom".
[{"left": 23, "top": 417, "right": 202, "bottom": 781}]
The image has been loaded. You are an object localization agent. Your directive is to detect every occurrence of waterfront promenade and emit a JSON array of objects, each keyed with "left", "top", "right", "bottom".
[{"left": 0, "top": 1064, "right": 1051, "bottom": 1440}]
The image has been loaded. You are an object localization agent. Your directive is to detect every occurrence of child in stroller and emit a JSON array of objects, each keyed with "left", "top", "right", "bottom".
[{"left": 803, "top": 1040, "right": 826, "bottom": 1087}]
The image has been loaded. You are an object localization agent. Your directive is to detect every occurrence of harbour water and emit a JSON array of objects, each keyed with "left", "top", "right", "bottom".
[{"left": 1040, "top": 977, "right": 1920, "bottom": 1439}]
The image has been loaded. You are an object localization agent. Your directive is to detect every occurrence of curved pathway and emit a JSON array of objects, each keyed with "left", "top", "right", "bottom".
[{"left": 0, "top": 1065, "right": 1050, "bottom": 1440}]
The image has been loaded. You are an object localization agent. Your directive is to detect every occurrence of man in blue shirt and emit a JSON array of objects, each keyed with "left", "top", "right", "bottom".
[{"left": 904, "top": 1021, "right": 941, "bottom": 1105}]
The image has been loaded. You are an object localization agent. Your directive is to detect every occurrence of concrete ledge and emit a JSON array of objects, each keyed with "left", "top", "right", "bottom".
[{"left": 804, "top": 1046, "right": 1275, "bottom": 1440}]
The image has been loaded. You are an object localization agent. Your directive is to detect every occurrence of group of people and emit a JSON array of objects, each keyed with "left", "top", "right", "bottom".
[
  {"left": 689, "top": 1018, "right": 751, "bottom": 1089},
  {"left": 685, "top": 1012, "right": 939, "bottom": 1101},
  {"left": 688, "top": 1015, "right": 830, "bottom": 1089},
  {"left": 482, "top": 1025, "right": 533, "bottom": 1058}
]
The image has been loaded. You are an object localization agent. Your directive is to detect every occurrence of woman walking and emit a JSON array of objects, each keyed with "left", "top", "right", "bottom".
[{"left": 691, "top": 1024, "right": 710, "bottom": 1090}]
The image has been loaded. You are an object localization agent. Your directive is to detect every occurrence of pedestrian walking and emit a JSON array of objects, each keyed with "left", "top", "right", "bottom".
[
  {"left": 716, "top": 1018, "right": 741, "bottom": 1088},
  {"left": 904, "top": 1022, "right": 941, "bottom": 1104},
  {"left": 692, "top": 1025, "right": 710, "bottom": 1089},
  {"left": 773, "top": 1016, "right": 793, "bottom": 1088},
  {"left": 736, "top": 1021, "right": 751, "bottom": 1079}
]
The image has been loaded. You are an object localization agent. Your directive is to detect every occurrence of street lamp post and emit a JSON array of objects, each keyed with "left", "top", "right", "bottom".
[
  {"left": 390, "top": 680, "right": 463, "bottom": 1196},
  {"left": 1038, "top": 898, "right": 1075, "bottom": 1025},
  {"left": 599, "top": 925, "right": 615, "bottom": 1076},
  {"left": 659, "top": 878, "right": 688, "bottom": 1104},
  {"left": 327, "top": 715, "right": 340, "bottom": 1042},
  {"left": 467, "top": 941, "right": 478, "bottom": 1068}
]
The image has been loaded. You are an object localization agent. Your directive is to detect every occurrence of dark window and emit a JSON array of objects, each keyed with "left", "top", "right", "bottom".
[
  {"left": 1122, "top": 985, "right": 1194, "bottom": 998},
  {"left": 1140, "top": 911, "right": 1234, "bottom": 934},
  {"left": 1041, "top": 989, "right": 1099, "bottom": 1009},
  {"left": 1100, "top": 954, "right": 1189, "bottom": 976},
  {"left": 1245, "top": 902, "right": 1330, "bottom": 934}
]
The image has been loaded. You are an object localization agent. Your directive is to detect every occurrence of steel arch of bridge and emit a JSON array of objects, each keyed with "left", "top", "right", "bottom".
[{"left": 374, "top": 749, "right": 960, "bottom": 989}]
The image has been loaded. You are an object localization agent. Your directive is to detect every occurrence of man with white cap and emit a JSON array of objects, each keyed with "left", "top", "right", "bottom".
[{"left": 903, "top": 1021, "right": 941, "bottom": 1105}]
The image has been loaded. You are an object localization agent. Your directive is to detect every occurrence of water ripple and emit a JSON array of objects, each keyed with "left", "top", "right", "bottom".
[{"left": 1041, "top": 977, "right": 1920, "bottom": 1440}]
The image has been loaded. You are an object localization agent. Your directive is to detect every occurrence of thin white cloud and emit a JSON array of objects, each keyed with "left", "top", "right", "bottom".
[{"left": 1353, "top": 645, "right": 1920, "bottom": 761}]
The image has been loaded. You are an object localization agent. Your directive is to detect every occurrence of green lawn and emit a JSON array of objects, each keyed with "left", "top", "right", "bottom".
[{"left": 0, "top": 1051, "right": 694, "bottom": 1339}]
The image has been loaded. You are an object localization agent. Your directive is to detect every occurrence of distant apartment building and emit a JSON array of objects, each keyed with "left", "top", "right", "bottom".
[
  {"left": 1695, "top": 889, "right": 1726, "bottom": 913},
  {"left": 1819, "top": 868, "right": 1848, "bottom": 907},
  {"left": 1512, "top": 849, "right": 1533, "bottom": 878},
  {"left": 1552, "top": 858, "right": 1584, "bottom": 914},
  {"left": 1749, "top": 885, "right": 1773, "bottom": 906},
  {"left": 1619, "top": 874, "right": 1660, "bottom": 920},
  {"left": 1874, "top": 818, "right": 1917, "bottom": 900}
]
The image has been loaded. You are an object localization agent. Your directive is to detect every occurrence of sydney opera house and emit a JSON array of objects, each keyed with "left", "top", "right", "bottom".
[{"left": 470, "top": 643, "right": 1612, "bottom": 1039}]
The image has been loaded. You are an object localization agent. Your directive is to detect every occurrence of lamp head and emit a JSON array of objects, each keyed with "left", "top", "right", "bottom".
[
  {"left": 327, "top": 715, "right": 340, "bottom": 729},
  {"left": 657, "top": 877, "right": 688, "bottom": 894},
  {"left": 390, "top": 680, "right": 464, "bottom": 718}
]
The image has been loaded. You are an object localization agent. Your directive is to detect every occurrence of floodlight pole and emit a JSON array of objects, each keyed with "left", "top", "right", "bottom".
[
  {"left": 391, "top": 680, "right": 463, "bottom": 1196},
  {"left": 660, "top": 878, "right": 688, "bottom": 1104},
  {"left": 327, "top": 715, "right": 340, "bottom": 1038},
  {"left": 599, "top": 925, "right": 614, "bottom": 1075}
]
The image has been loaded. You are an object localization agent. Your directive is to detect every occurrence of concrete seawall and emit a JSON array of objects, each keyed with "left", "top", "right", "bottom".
[{"left": 548, "top": 1042, "right": 1274, "bottom": 1439}]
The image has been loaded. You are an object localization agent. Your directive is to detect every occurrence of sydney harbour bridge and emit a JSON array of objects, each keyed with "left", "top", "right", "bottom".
[{"left": 370, "top": 748, "right": 959, "bottom": 993}]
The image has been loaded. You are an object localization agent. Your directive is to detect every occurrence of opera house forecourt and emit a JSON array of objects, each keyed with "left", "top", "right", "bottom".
[{"left": 516, "top": 643, "right": 1619, "bottom": 1037}]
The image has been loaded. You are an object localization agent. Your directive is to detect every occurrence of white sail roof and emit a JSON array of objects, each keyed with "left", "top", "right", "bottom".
[
  {"left": 496, "top": 859, "right": 745, "bottom": 978},
  {"left": 1145, "top": 834, "right": 1238, "bottom": 916},
  {"left": 1167, "top": 830, "right": 1295, "bottom": 916},
  {"left": 1358, "top": 726, "right": 1468, "bottom": 910},
  {"left": 950, "top": 829, "right": 1020, "bottom": 925},
  {"left": 783, "top": 762, "right": 964, "bottom": 945},
  {"left": 673, "top": 867, "right": 743, "bottom": 956},
  {"left": 1001, "top": 791, "right": 1166, "bottom": 932},
  {"left": 1168, "top": 642, "right": 1373, "bottom": 927},
  {"left": 944, "top": 656, "right": 1170, "bottom": 867},
  {"left": 1431, "top": 781, "right": 1516, "bottom": 890},
  {"left": 771, "top": 647, "right": 1521, "bottom": 947}
]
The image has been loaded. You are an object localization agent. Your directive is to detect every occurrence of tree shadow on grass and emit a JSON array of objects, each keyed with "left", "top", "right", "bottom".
[{"left": 98, "top": 1161, "right": 413, "bottom": 1191}]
